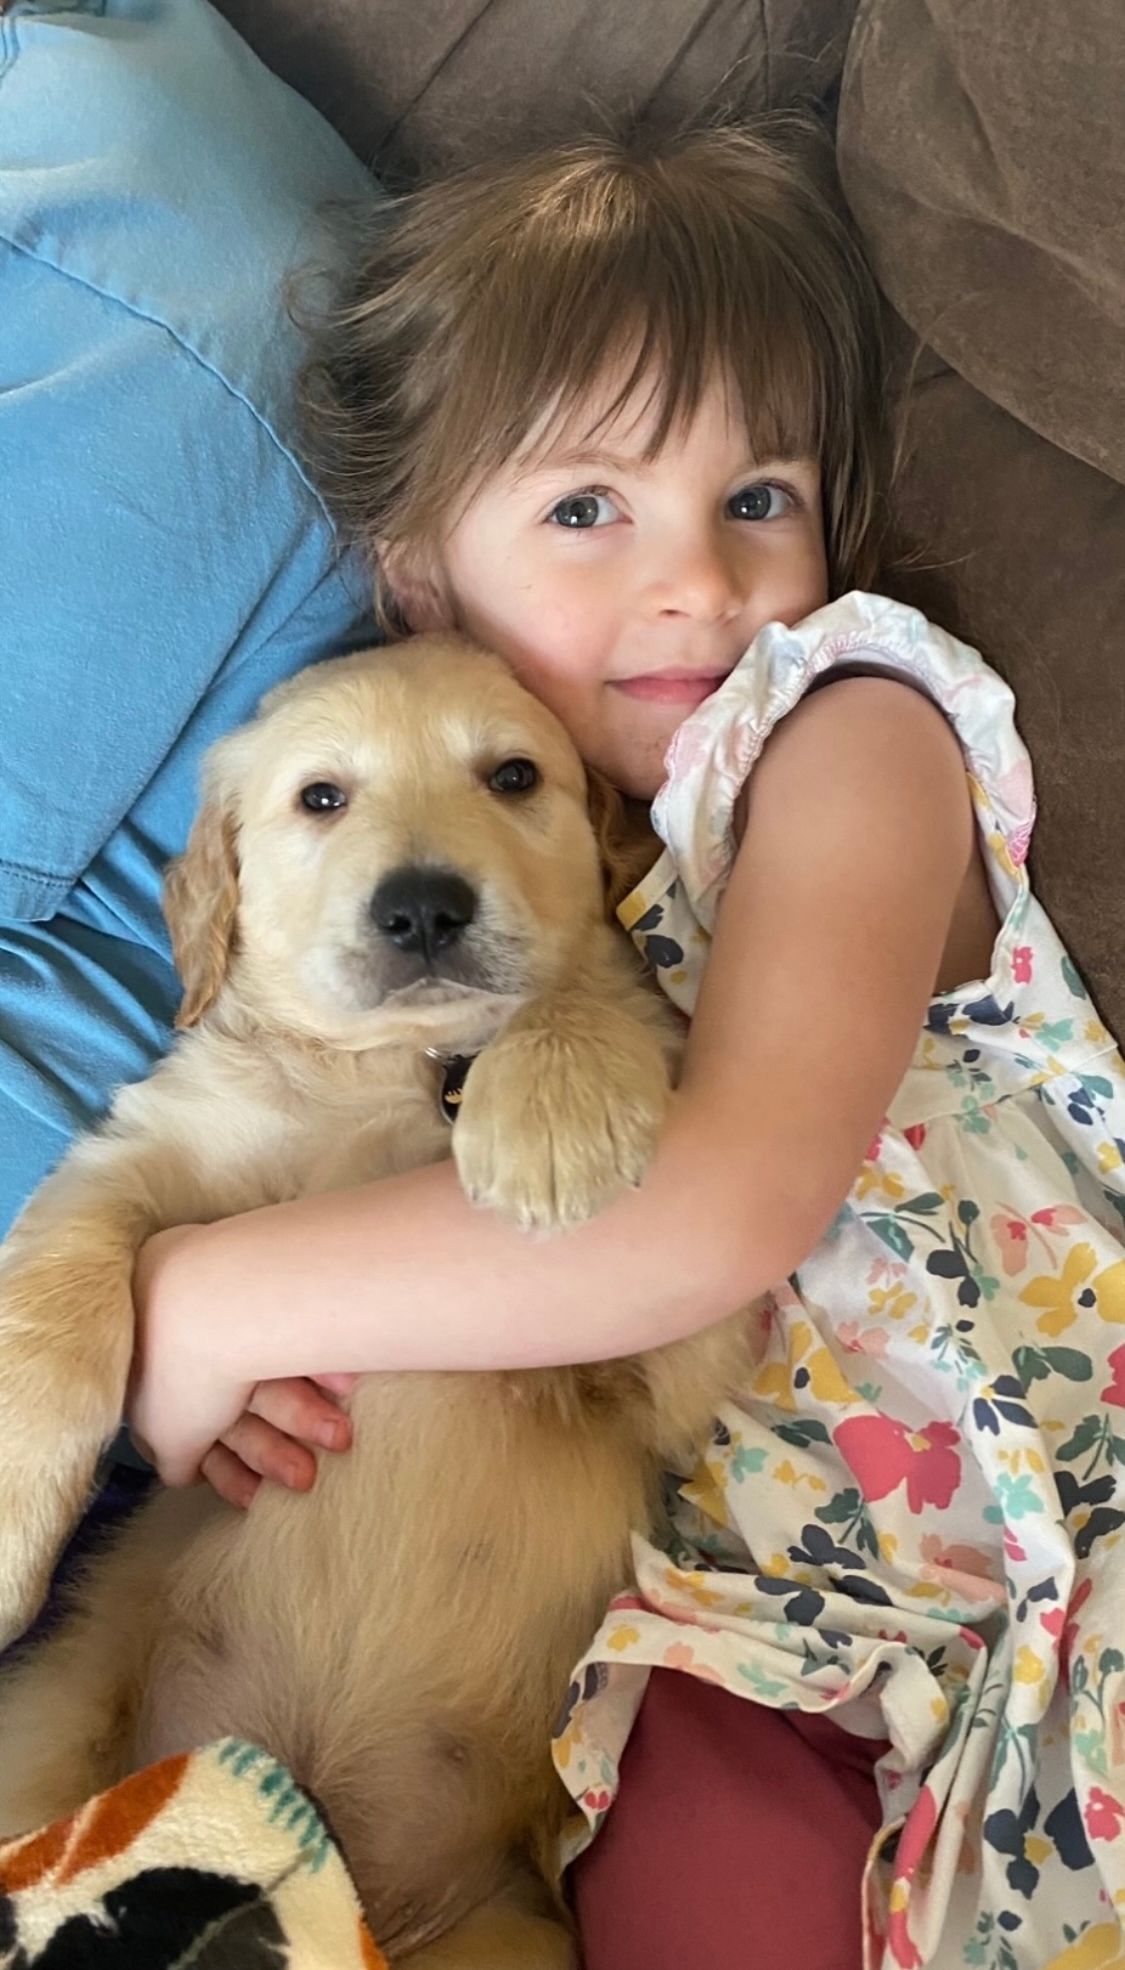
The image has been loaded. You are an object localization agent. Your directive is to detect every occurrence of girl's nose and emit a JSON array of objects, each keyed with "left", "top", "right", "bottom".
[{"left": 644, "top": 536, "right": 744, "bottom": 624}]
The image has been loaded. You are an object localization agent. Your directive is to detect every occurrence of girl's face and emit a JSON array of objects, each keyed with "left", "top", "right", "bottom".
[{"left": 416, "top": 369, "right": 828, "bottom": 800}]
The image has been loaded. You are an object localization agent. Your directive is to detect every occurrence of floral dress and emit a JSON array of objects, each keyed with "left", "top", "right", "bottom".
[{"left": 554, "top": 592, "right": 1125, "bottom": 1970}]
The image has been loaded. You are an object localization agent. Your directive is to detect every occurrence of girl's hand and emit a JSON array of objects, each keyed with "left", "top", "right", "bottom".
[
  {"left": 129, "top": 1223, "right": 356, "bottom": 1501},
  {"left": 200, "top": 1373, "right": 357, "bottom": 1510}
]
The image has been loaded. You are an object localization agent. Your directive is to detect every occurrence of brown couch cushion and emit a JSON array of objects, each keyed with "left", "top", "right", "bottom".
[
  {"left": 837, "top": 0, "right": 1125, "bottom": 487},
  {"left": 213, "top": 0, "right": 856, "bottom": 181},
  {"left": 838, "top": 0, "right": 1125, "bottom": 1038},
  {"left": 887, "top": 361, "right": 1125, "bottom": 1041}
]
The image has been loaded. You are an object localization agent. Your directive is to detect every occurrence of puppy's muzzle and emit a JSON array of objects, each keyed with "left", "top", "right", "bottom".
[{"left": 370, "top": 867, "right": 478, "bottom": 966}]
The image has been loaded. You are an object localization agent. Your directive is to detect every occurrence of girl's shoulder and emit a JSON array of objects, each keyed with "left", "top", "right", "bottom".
[{"left": 619, "top": 592, "right": 1036, "bottom": 1018}]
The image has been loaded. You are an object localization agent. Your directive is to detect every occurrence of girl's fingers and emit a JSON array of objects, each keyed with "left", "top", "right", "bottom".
[
  {"left": 218, "top": 1410, "right": 318, "bottom": 1492},
  {"left": 247, "top": 1376, "right": 353, "bottom": 1452},
  {"left": 311, "top": 1373, "right": 359, "bottom": 1398},
  {"left": 195, "top": 1378, "right": 355, "bottom": 1507},
  {"left": 200, "top": 1440, "right": 261, "bottom": 1510}
]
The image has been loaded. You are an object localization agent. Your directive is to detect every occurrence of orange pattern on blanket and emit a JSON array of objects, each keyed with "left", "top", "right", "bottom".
[
  {"left": 57, "top": 1753, "right": 190, "bottom": 1883},
  {"left": 0, "top": 1813, "right": 73, "bottom": 1894}
]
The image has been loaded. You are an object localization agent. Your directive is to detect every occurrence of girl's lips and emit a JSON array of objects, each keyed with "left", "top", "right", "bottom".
[{"left": 611, "top": 670, "right": 729, "bottom": 707}]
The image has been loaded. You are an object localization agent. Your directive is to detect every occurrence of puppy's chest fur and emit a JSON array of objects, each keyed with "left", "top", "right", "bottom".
[{"left": 152, "top": 1026, "right": 455, "bottom": 1208}]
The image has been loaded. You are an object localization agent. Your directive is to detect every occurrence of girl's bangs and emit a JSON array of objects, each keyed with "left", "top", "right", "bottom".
[{"left": 426, "top": 207, "right": 829, "bottom": 523}]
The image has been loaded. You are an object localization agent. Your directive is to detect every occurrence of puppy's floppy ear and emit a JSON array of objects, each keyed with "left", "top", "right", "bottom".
[
  {"left": 585, "top": 768, "right": 655, "bottom": 917},
  {"left": 163, "top": 741, "right": 243, "bottom": 1030}
]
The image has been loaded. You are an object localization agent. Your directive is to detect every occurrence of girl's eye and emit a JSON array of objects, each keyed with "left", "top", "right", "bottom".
[
  {"left": 728, "top": 482, "right": 794, "bottom": 522},
  {"left": 547, "top": 490, "right": 619, "bottom": 530},
  {"left": 300, "top": 781, "right": 348, "bottom": 814},
  {"left": 488, "top": 758, "right": 540, "bottom": 796}
]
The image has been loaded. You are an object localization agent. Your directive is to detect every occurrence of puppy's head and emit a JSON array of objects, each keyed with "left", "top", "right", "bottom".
[{"left": 165, "top": 636, "right": 642, "bottom": 1049}]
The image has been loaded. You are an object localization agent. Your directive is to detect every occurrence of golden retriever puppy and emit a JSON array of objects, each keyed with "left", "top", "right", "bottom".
[{"left": 0, "top": 637, "right": 747, "bottom": 1966}]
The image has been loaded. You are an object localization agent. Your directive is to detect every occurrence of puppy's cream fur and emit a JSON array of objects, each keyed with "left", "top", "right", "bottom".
[{"left": 0, "top": 638, "right": 748, "bottom": 1965}]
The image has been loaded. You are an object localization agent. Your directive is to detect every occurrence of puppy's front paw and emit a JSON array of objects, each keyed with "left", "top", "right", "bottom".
[{"left": 453, "top": 1009, "right": 670, "bottom": 1231}]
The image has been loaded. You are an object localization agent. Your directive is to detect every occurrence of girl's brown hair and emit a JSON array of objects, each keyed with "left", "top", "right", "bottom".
[{"left": 299, "top": 115, "right": 894, "bottom": 632}]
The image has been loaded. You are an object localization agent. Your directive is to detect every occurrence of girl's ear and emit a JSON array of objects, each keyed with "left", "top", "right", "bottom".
[{"left": 376, "top": 538, "right": 453, "bottom": 635}]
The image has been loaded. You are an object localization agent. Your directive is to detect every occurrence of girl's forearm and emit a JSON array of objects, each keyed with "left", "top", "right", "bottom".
[{"left": 166, "top": 1105, "right": 806, "bottom": 1382}]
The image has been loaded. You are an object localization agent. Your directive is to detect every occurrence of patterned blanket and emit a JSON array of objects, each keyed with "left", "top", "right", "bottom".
[{"left": 0, "top": 1739, "right": 387, "bottom": 1969}]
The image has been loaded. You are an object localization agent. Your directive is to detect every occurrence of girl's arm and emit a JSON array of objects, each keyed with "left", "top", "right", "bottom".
[{"left": 132, "top": 678, "right": 974, "bottom": 1482}]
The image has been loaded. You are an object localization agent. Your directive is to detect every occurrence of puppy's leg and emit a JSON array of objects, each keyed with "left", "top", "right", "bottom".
[
  {"left": 0, "top": 1488, "right": 182, "bottom": 1837},
  {"left": 0, "top": 1116, "right": 208, "bottom": 1649},
  {"left": 0, "top": 1195, "right": 147, "bottom": 1646},
  {"left": 401, "top": 1895, "right": 577, "bottom": 1969},
  {"left": 453, "top": 942, "right": 674, "bottom": 1232}
]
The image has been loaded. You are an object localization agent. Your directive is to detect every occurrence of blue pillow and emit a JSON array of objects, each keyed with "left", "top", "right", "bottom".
[{"left": 0, "top": 0, "right": 381, "bottom": 1234}]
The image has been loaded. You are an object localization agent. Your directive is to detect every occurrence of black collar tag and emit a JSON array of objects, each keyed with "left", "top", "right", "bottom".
[{"left": 438, "top": 1054, "right": 474, "bottom": 1125}]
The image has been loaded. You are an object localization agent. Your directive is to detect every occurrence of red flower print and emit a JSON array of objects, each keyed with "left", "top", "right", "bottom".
[
  {"left": 835, "top": 1415, "right": 963, "bottom": 1513},
  {"left": 1030, "top": 1206, "right": 1083, "bottom": 1229},
  {"left": 991, "top": 1212, "right": 1030, "bottom": 1276},
  {"left": 583, "top": 1788, "right": 611, "bottom": 1813},
  {"left": 991, "top": 1202, "right": 1084, "bottom": 1277},
  {"left": 1101, "top": 1343, "right": 1125, "bottom": 1410},
  {"left": 1055, "top": 1578, "right": 1094, "bottom": 1684},
  {"left": 1012, "top": 945, "right": 1033, "bottom": 984},
  {"left": 885, "top": 1786, "right": 939, "bottom": 1968},
  {"left": 903, "top": 1124, "right": 927, "bottom": 1151},
  {"left": 895, "top": 1786, "right": 939, "bottom": 1886},
  {"left": 887, "top": 1908, "right": 922, "bottom": 1970},
  {"left": 1084, "top": 1787, "right": 1125, "bottom": 1842}
]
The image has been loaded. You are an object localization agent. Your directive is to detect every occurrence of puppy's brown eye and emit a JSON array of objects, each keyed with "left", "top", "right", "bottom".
[
  {"left": 488, "top": 758, "right": 539, "bottom": 796},
  {"left": 300, "top": 782, "right": 348, "bottom": 814}
]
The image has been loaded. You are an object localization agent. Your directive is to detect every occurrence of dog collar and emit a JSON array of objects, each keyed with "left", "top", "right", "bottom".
[{"left": 426, "top": 1051, "right": 475, "bottom": 1125}]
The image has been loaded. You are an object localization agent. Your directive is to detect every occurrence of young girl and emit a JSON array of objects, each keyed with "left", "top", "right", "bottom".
[{"left": 129, "top": 123, "right": 1125, "bottom": 1969}]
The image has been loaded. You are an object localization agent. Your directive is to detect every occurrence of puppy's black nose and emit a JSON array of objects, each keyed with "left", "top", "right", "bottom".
[{"left": 370, "top": 868, "right": 477, "bottom": 960}]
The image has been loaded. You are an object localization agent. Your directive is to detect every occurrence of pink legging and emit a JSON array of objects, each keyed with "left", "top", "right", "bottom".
[{"left": 573, "top": 1670, "right": 884, "bottom": 1969}]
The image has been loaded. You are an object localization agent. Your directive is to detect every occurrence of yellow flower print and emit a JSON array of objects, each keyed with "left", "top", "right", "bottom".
[
  {"left": 1013, "top": 1645, "right": 1045, "bottom": 1684},
  {"left": 805, "top": 1346, "right": 862, "bottom": 1406},
  {"left": 855, "top": 1165, "right": 906, "bottom": 1204},
  {"left": 1020, "top": 1243, "right": 1098, "bottom": 1337},
  {"left": 1043, "top": 1923, "right": 1125, "bottom": 1970},
  {"left": 662, "top": 1566, "right": 722, "bottom": 1609},
  {"left": 680, "top": 1456, "right": 731, "bottom": 1531},
  {"left": 1098, "top": 1140, "right": 1123, "bottom": 1175},
  {"left": 752, "top": 1314, "right": 859, "bottom": 1411},
  {"left": 753, "top": 1318, "right": 812, "bottom": 1412},
  {"left": 868, "top": 1284, "right": 918, "bottom": 1322},
  {"left": 606, "top": 1625, "right": 641, "bottom": 1652},
  {"left": 773, "top": 1457, "right": 826, "bottom": 1491},
  {"left": 1096, "top": 1259, "right": 1125, "bottom": 1321}
]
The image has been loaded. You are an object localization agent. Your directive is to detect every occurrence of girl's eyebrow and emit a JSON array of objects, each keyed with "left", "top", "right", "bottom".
[{"left": 513, "top": 447, "right": 647, "bottom": 483}]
